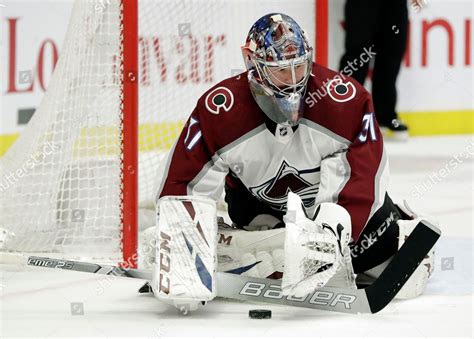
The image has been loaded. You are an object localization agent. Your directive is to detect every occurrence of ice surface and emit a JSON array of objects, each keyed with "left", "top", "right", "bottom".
[{"left": 1, "top": 135, "right": 473, "bottom": 338}]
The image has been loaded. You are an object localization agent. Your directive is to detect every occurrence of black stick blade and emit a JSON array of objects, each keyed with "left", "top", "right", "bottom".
[{"left": 366, "top": 221, "right": 441, "bottom": 313}]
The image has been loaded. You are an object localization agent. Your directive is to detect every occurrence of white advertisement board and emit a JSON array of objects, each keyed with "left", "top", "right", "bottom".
[{"left": 0, "top": 0, "right": 472, "bottom": 154}]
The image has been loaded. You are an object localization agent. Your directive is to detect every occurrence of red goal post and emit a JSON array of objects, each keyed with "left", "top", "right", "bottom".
[
  {"left": 122, "top": 0, "right": 139, "bottom": 267},
  {"left": 315, "top": 0, "right": 329, "bottom": 67}
]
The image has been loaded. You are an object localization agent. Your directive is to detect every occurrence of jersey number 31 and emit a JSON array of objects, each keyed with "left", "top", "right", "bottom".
[{"left": 358, "top": 113, "right": 377, "bottom": 143}]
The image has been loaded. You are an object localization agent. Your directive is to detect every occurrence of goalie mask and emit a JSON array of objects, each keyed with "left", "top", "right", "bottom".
[{"left": 242, "top": 13, "right": 313, "bottom": 126}]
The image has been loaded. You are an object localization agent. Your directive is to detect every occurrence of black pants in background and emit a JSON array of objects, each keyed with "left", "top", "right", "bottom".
[{"left": 339, "top": 0, "right": 408, "bottom": 126}]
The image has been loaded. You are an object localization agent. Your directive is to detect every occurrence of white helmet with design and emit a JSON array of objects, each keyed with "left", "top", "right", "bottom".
[{"left": 242, "top": 13, "right": 313, "bottom": 126}]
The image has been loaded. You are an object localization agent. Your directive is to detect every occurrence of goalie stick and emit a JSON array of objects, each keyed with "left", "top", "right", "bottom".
[{"left": 0, "top": 220, "right": 440, "bottom": 314}]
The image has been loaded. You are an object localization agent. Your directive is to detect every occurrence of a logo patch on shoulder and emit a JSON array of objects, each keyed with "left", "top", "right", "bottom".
[
  {"left": 205, "top": 86, "right": 234, "bottom": 114},
  {"left": 327, "top": 79, "right": 356, "bottom": 103}
]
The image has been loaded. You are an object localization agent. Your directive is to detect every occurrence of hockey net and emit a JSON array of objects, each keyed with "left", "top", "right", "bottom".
[
  {"left": 0, "top": 0, "right": 240, "bottom": 264},
  {"left": 0, "top": 0, "right": 319, "bottom": 264}
]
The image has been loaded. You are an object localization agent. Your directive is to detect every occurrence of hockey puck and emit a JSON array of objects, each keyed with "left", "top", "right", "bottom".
[{"left": 249, "top": 309, "right": 272, "bottom": 319}]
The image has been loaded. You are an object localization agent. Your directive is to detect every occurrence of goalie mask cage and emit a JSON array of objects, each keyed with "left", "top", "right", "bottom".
[{"left": 0, "top": 0, "right": 326, "bottom": 267}]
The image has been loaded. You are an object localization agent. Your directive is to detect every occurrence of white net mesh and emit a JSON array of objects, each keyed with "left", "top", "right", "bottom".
[
  {"left": 0, "top": 0, "right": 124, "bottom": 258},
  {"left": 0, "top": 0, "right": 236, "bottom": 261},
  {"left": 0, "top": 0, "right": 315, "bottom": 261},
  {"left": 137, "top": 0, "right": 239, "bottom": 206}
]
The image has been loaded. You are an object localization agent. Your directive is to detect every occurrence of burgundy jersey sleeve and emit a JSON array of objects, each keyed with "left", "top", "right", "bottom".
[
  {"left": 334, "top": 93, "right": 387, "bottom": 242},
  {"left": 306, "top": 64, "right": 388, "bottom": 242},
  {"left": 157, "top": 106, "right": 227, "bottom": 200},
  {"left": 156, "top": 72, "right": 263, "bottom": 203}
]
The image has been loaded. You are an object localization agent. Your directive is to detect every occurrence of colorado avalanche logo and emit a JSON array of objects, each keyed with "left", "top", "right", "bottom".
[
  {"left": 249, "top": 161, "right": 320, "bottom": 211},
  {"left": 327, "top": 79, "right": 356, "bottom": 103},
  {"left": 205, "top": 87, "right": 234, "bottom": 114}
]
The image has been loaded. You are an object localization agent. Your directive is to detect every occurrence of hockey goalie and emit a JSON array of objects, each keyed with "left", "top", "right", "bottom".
[{"left": 143, "top": 13, "right": 437, "bottom": 312}]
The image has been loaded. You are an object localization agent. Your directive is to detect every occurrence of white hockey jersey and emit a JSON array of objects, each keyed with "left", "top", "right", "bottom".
[{"left": 157, "top": 63, "right": 389, "bottom": 241}]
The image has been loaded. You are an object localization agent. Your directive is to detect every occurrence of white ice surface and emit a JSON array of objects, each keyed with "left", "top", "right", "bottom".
[{"left": 1, "top": 135, "right": 473, "bottom": 338}]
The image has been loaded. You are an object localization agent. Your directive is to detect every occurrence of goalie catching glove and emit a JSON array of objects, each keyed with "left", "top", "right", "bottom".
[{"left": 281, "top": 192, "right": 356, "bottom": 297}]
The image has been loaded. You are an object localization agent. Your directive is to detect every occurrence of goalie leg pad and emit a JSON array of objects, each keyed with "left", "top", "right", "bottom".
[
  {"left": 152, "top": 195, "right": 218, "bottom": 311},
  {"left": 217, "top": 225, "right": 285, "bottom": 278}
]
